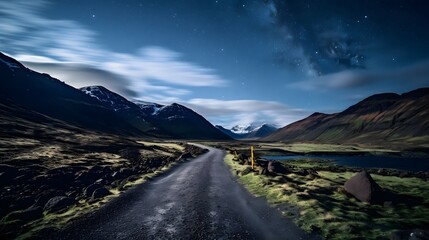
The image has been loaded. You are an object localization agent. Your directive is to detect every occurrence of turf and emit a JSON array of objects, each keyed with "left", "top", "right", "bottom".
[{"left": 224, "top": 153, "right": 429, "bottom": 239}]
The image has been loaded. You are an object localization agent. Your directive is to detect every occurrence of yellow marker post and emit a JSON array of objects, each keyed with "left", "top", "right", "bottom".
[{"left": 250, "top": 146, "right": 254, "bottom": 169}]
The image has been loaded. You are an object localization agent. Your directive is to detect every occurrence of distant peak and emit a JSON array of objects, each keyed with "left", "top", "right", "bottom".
[{"left": 308, "top": 112, "right": 327, "bottom": 117}]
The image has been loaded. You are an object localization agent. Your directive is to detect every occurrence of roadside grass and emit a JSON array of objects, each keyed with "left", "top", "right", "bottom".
[
  {"left": 17, "top": 164, "right": 174, "bottom": 240},
  {"left": 224, "top": 154, "right": 429, "bottom": 239},
  {"left": 136, "top": 140, "right": 185, "bottom": 151},
  {"left": 4, "top": 139, "right": 186, "bottom": 240}
]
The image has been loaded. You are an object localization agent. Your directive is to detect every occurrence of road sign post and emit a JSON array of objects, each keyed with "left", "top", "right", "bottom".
[{"left": 250, "top": 146, "right": 254, "bottom": 169}]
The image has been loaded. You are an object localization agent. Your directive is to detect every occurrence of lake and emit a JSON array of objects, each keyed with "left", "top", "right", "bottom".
[{"left": 261, "top": 155, "right": 429, "bottom": 172}]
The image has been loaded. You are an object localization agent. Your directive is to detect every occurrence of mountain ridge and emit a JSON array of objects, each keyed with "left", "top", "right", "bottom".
[
  {"left": 264, "top": 88, "right": 429, "bottom": 148},
  {"left": 0, "top": 52, "right": 230, "bottom": 140},
  {"left": 216, "top": 123, "right": 278, "bottom": 139}
]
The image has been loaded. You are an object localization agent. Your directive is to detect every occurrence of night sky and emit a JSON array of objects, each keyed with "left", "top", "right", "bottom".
[{"left": 1, "top": 0, "right": 429, "bottom": 127}]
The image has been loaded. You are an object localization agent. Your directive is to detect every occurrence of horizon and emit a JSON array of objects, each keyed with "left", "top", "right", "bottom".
[{"left": 1, "top": 0, "right": 429, "bottom": 128}]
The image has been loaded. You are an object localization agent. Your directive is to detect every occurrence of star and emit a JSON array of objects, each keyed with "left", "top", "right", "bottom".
[
  {"left": 92, "top": 14, "right": 95, "bottom": 18},
  {"left": 364, "top": 15, "right": 368, "bottom": 19}
]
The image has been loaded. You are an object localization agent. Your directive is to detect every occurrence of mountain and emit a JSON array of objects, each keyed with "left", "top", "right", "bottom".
[
  {"left": 134, "top": 101, "right": 231, "bottom": 140},
  {"left": 216, "top": 123, "right": 278, "bottom": 139},
  {"left": 0, "top": 52, "right": 230, "bottom": 140},
  {"left": 0, "top": 52, "right": 144, "bottom": 136},
  {"left": 80, "top": 86, "right": 230, "bottom": 140},
  {"left": 264, "top": 88, "right": 429, "bottom": 147}
]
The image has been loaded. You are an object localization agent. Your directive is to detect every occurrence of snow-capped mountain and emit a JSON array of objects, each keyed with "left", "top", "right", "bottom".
[
  {"left": 80, "top": 86, "right": 230, "bottom": 140},
  {"left": 80, "top": 86, "right": 135, "bottom": 112},
  {"left": 133, "top": 100, "right": 164, "bottom": 115},
  {"left": 230, "top": 124, "right": 264, "bottom": 134},
  {"left": 216, "top": 123, "right": 278, "bottom": 139}
]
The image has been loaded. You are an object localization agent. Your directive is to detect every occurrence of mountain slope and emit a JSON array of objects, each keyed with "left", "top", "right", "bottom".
[
  {"left": 216, "top": 124, "right": 278, "bottom": 139},
  {"left": 134, "top": 102, "right": 231, "bottom": 140},
  {"left": 80, "top": 86, "right": 231, "bottom": 140},
  {"left": 0, "top": 52, "right": 144, "bottom": 136},
  {"left": 0, "top": 52, "right": 230, "bottom": 140},
  {"left": 264, "top": 88, "right": 429, "bottom": 146}
]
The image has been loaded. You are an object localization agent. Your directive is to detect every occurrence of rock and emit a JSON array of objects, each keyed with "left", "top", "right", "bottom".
[
  {"left": 44, "top": 196, "right": 76, "bottom": 213},
  {"left": 258, "top": 166, "right": 269, "bottom": 176},
  {"left": 91, "top": 188, "right": 111, "bottom": 199},
  {"left": 9, "top": 196, "right": 35, "bottom": 211},
  {"left": 267, "top": 161, "right": 288, "bottom": 174},
  {"left": 390, "top": 229, "right": 429, "bottom": 240},
  {"left": 84, "top": 183, "right": 102, "bottom": 197},
  {"left": 237, "top": 153, "right": 248, "bottom": 161},
  {"left": 119, "top": 168, "right": 135, "bottom": 177},
  {"left": 307, "top": 169, "right": 318, "bottom": 176},
  {"left": 2, "top": 206, "right": 43, "bottom": 223},
  {"left": 344, "top": 171, "right": 384, "bottom": 203},
  {"left": 178, "top": 152, "right": 193, "bottom": 160},
  {"left": 35, "top": 190, "right": 62, "bottom": 207},
  {"left": 75, "top": 171, "right": 95, "bottom": 184},
  {"left": 241, "top": 167, "right": 253, "bottom": 176},
  {"left": 44, "top": 172, "right": 75, "bottom": 190}
]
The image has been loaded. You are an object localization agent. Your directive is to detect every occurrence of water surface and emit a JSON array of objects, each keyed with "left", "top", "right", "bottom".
[{"left": 262, "top": 155, "right": 429, "bottom": 172}]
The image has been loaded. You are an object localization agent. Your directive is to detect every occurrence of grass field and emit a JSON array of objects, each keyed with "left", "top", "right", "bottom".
[{"left": 224, "top": 153, "right": 429, "bottom": 239}]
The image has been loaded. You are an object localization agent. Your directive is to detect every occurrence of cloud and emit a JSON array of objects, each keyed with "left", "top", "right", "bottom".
[
  {"left": 21, "top": 61, "right": 136, "bottom": 98},
  {"left": 184, "top": 98, "right": 310, "bottom": 128},
  {"left": 290, "top": 61, "right": 429, "bottom": 91},
  {"left": 0, "top": 0, "right": 227, "bottom": 100}
]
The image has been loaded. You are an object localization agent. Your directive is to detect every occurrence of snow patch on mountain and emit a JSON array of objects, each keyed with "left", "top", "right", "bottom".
[
  {"left": 80, "top": 86, "right": 131, "bottom": 112},
  {"left": 230, "top": 123, "right": 263, "bottom": 134}
]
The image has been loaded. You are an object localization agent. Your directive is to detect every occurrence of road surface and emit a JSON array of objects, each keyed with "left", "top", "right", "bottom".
[{"left": 51, "top": 144, "right": 318, "bottom": 240}]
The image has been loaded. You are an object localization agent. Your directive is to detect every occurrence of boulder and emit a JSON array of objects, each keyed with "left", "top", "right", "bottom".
[
  {"left": 91, "top": 188, "right": 111, "bottom": 199},
  {"left": 35, "top": 190, "right": 62, "bottom": 207},
  {"left": 344, "top": 171, "right": 384, "bottom": 203},
  {"left": 237, "top": 153, "right": 249, "bottom": 163},
  {"left": 44, "top": 196, "right": 76, "bottom": 213},
  {"left": 84, "top": 183, "right": 102, "bottom": 197},
  {"left": 390, "top": 229, "right": 429, "bottom": 240},
  {"left": 258, "top": 166, "right": 269, "bottom": 176},
  {"left": 241, "top": 167, "right": 253, "bottom": 176},
  {"left": 2, "top": 206, "right": 43, "bottom": 223},
  {"left": 267, "top": 161, "right": 288, "bottom": 174}
]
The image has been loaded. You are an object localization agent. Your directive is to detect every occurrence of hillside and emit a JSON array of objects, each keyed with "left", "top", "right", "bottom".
[
  {"left": 0, "top": 52, "right": 230, "bottom": 140},
  {"left": 0, "top": 52, "right": 145, "bottom": 136},
  {"left": 264, "top": 88, "right": 429, "bottom": 148}
]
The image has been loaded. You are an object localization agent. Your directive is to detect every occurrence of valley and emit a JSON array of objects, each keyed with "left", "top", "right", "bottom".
[
  {"left": 1, "top": 52, "right": 428, "bottom": 239},
  {"left": 214, "top": 142, "right": 429, "bottom": 239}
]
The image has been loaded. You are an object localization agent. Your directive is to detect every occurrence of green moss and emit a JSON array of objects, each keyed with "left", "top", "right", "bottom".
[{"left": 225, "top": 153, "right": 429, "bottom": 240}]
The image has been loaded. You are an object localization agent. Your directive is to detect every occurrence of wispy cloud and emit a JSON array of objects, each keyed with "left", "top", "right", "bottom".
[
  {"left": 289, "top": 61, "right": 429, "bottom": 91},
  {"left": 0, "top": 0, "right": 227, "bottom": 100},
  {"left": 184, "top": 98, "right": 310, "bottom": 128}
]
